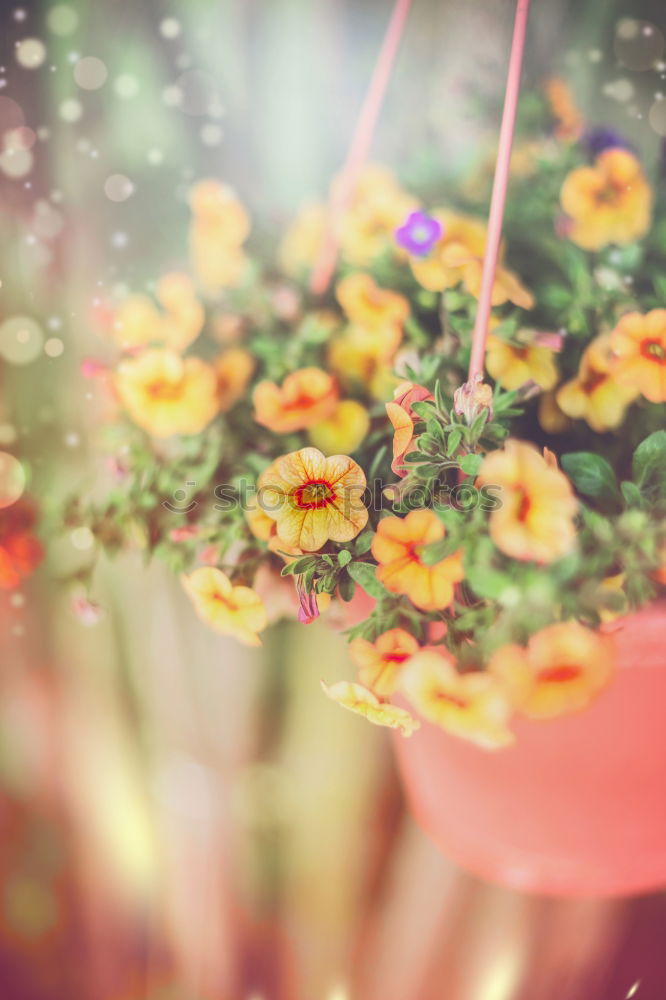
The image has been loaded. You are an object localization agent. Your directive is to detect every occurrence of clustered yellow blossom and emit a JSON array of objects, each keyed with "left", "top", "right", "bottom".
[
  {"left": 189, "top": 179, "right": 250, "bottom": 293},
  {"left": 113, "top": 273, "right": 204, "bottom": 352}
]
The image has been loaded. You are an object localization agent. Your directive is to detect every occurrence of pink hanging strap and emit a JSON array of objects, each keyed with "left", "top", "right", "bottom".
[
  {"left": 310, "top": 0, "right": 414, "bottom": 295},
  {"left": 468, "top": 0, "right": 532, "bottom": 382}
]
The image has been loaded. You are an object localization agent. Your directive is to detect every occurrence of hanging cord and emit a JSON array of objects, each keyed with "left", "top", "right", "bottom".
[
  {"left": 309, "top": 0, "right": 414, "bottom": 295},
  {"left": 468, "top": 0, "right": 532, "bottom": 382}
]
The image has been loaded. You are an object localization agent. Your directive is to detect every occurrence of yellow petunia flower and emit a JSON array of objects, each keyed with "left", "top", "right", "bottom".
[
  {"left": 560, "top": 149, "right": 652, "bottom": 251},
  {"left": 609, "top": 309, "right": 666, "bottom": 404},
  {"left": 253, "top": 367, "right": 339, "bottom": 433},
  {"left": 113, "top": 273, "right": 204, "bottom": 353},
  {"left": 321, "top": 680, "right": 419, "bottom": 737},
  {"left": 182, "top": 566, "right": 267, "bottom": 646},
  {"left": 308, "top": 399, "right": 370, "bottom": 455},
  {"left": 556, "top": 334, "right": 638, "bottom": 430},
  {"left": 489, "top": 621, "right": 613, "bottom": 719},
  {"left": 328, "top": 323, "right": 402, "bottom": 400},
  {"left": 188, "top": 179, "right": 250, "bottom": 293},
  {"left": 486, "top": 332, "right": 559, "bottom": 391},
  {"left": 257, "top": 447, "right": 368, "bottom": 552},
  {"left": 477, "top": 439, "right": 578, "bottom": 564},
  {"left": 336, "top": 273, "right": 409, "bottom": 332},
  {"left": 372, "top": 509, "right": 464, "bottom": 612},
  {"left": 350, "top": 627, "right": 420, "bottom": 698},
  {"left": 215, "top": 347, "right": 255, "bottom": 412},
  {"left": 401, "top": 649, "right": 514, "bottom": 749},
  {"left": 114, "top": 349, "right": 219, "bottom": 437}
]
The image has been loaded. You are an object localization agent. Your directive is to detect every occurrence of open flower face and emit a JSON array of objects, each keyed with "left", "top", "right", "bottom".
[
  {"left": 336, "top": 273, "right": 410, "bottom": 332},
  {"left": 321, "top": 680, "right": 419, "bottom": 737},
  {"left": 350, "top": 627, "right": 421, "bottom": 698},
  {"left": 610, "top": 310, "right": 666, "bottom": 404},
  {"left": 253, "top": 368, "right": 339, "bottom": 433},
  {"left": 183, "top": 567, "right": 267, "bottom": 646},
  {"left": 372, "top": 509, "right": 464, "bottom": 611},
  {"left": 386, "top": 381, "right": 434, "bottom": 476},
  {"left": 478, "top": 440, "right": 577, "bottom": 564},
  {"left": 401, "top": 650, "right": 515, "bottom": 749},
  {"left": 557, "top": 333, "right": 638, "bottom": 430},
  {"left": 114, "top": 349, "right": 220, "bottom": 437},
  {"left": 490, "top": 621, "right": 614, "bottom": 719},
  {"left": 188, "top": 180, "right": 250, "bottom": 293},
  {"left": 215, "top": 347, "right": 255, "bottom": 412},
  {"left": 258, "top": 447, "right": 368, "bottom": 552},
  {"left": 486, "top": 333, "right": 558, "bottom": 391},
  {"left": 560, "top": 149, "right": 652, "bottom": 251}
]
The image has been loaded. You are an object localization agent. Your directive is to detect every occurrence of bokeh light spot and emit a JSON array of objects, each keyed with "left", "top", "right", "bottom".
[
  {"left": 0, "top": 453, "right": 26, "bottom": 509},
  {"left": 16, "top": 38, "right": 47, "bottom": 69},
  {"left": 71, "top": 526, "right": 94, "bottom": 551},
  {"left": 614, "top": 19, "right": 664, "bottom": 71},
  {"left": 74, "top": 55, "right": 108, "bottom": 90},
  {"left": 104, "top": 173, "right": 134, "bottom": 201},
  {"left": 44, "top": 337, "right": 64, "bottom": 357},
  {"left": 160, "top": 17, "right": 181, "bottom": 39},
  {"left": 648, "top": 98, "right": 666, "bottom": 135},
  {"left": 59, "top": 97, "right": 83, "bottom": 122},
  {"left": 47, "top": 5, "right": 78, "bottom": 36},
  {"left": 114, "top": 74, "right": 139, "bottom": 99},
  {"left": 0, "top": 316, "right": 43, "bottom": 364}
]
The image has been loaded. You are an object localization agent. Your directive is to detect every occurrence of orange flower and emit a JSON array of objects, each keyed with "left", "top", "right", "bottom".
[
  {"left": 253, "top": 368, "right": 338, "bottom": 433},
  {"left": 410, "top": 210, "right": 533, "bottom": 308},
  {"left": 401, "top": 650, "right": 514, "bottom": 748},
  {"left": 182, "top": 567, "right": 267, "bottom": 646},
  {"left": 215, "top": 347, "right": 254, "bottom": 412},
  {"left": 489, "top": 621, "right": 613, "bottom": 719},
  {"left": 336, "top": 273, "right": 409, "bottom": 332},
  {"left": 386, "top": 381, "right": 434, "bottom": 477},
  {"left": 114, "top": 349, "right": 219, "bottom": 437},
  {"left": 350, "top": 627, "right": 420, "bottom": 698},
  {"left": 372, "top": 509, "right": 464, "bottom": 612},
  {"left": 609, "top": 310, "right": 666, "bottom": 404},
  {"left": 557, "top": 333, "right": 638, "bottom": 430},
  {"left": 321, "top": 680, "right": 419, "bottom": 737},
  {"left": 113, "top": 273, "right": 204, "bottom": 353},
  {"left": 477, "top": 440, "right": 577, "bottom": 564},
  {"left": 257, "top": 447, "right": 368, "bottom": 551},
  {"left": 308, "top": 399, "right": 370, "bottom": 455},
  {"left": 0, "top": 499, "right": 43, "bottom": 590},
  {"left": 486, "top": 332, "right": 558, "bottom": 391},
  {"left": 545, "top": 77, "right": 584, "bottom": 142},
  {"left": 560, "top": 149, "right": 652, "bottom": 251},
  {"left": 188, "top": 180, "right": 250, "bottom": 293}
]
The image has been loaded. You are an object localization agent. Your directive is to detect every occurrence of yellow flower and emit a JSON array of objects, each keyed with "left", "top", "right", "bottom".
[
  {"left": 182, "top": 567, "right": 267, "bottom": 646},
  {"left": 336, "top": 273, "right": 409, "bottom": 331},
  {"left": 113, "top": 273, "right": 204, "bottom": 352},
  {"left": 557, "top": 334, "right": 638, "bottom": 430},
  {"left": 321, "top": 680, "right": 419, "bottom": 737},
  {"left": 401, "top": 650, "right": 514, "bottom": 749},
  {"left": 215, "top": 347, "right": 255, "bottom": 412},
  {"left": 372, "top": 509, "right": 464, "bottom": 612},
  {"left": 253, "top": 367, "right": 338, "bottom": 433},
  {"left": 489, "top": 621, "right": 613, "bottom": 719},
  {"left": 477, "top": 440, "right": 577, "bottom": 564},
  {"left": 538, "top": 390, "right": 573, "bottom": 433},
  {"left": 328, "top": 324, "right": 401, "bottom": 399},
  {"left": 189, "top": 179, "right": 250, "bottom": 293},
  {"left": 610, "top": 309, "right": 666, "bottom": 404},
  {"left": 114, "top": 349, "right": 219, "bottom": 437},
  {"left": 560, "top": 149, "right": 652, "bottom": 251},
  {"left": 486, "top": 332, "right": 558, "bottom": 391},
  {"left": 410, "top": 210, "right": 534, "bottom": 308},
  {"left": 245, "top": 504, "right": 275, "bottom": 543},
  {"left": 350, "top": 627, "right": 420, "bottom": 698},
  {"left": 308, "top": 399, "right": 370, "bottom": 455},
  {"left": 257, "top": 447, "right": 368, "bottom": 551},
  {"left": 278, "top": 201, "right": 327, "bottom": 277}
]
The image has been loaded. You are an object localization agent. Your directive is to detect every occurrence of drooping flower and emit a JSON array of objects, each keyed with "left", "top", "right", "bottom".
[
  {"left": 452, "top": 374, "right": 494, "bottom": 425},
  {"left": 386, "top": 381, "right": 434, "bottom": 476},
  {"left": 401, "top": 650, "right": 514, "bottom": 749},
  {"left": 321, "top": 680, "right": 420, "bottom": 737},
  {"left": 560, "top": 149, "right": 652, "bottom": 251},
  {"left": 0, "top": 499, "right": 43, "bottom": 590},
  {"left": 609, "top": 309, "right": 666, "bottom": 404},
  {"left": 336, "top": 273, "right": 409, "bottom": 332},
  {"left": 188, "top": 180, "right": 250, "bottom": 293},
  {"left": 308, "top": 399, "right": 370, "bottom": 455},
  {"left": 114, "top": 349, "right": 220, "bottom": 437},
  {"left": 477, "top": 439, "right": 578, "bottom": 564},
  {"left": 489, "top": 621, "right": 613, "bottom": 719},
  {"left": 556, "top": 333, "right": 638, "bottom": 430},
  {"left": 350, "top": 627, "right": 420, "bottom": 697},
  {"left": 257, "top": 447, "right": 368, "bottom": 552},
  {"left": 372, "top": 509, "right": 464, "bottom": 612},
  {"left": 395, "top": 210, "right": 443, "bottom": 256},
  {"left": 113, "top": 273, "right": 204, "bottom": 353},
  {"left": 215, "top": 347, "right": 255, "bottom": 412},
  {"left": 182, "top": 566, "right": 267, "bottom": 646},
  {"left": 485, "top": 332, "right": 559, "bottom": 392},
  {"left": 253, "top": 368, "right": 338, "bottom": 433}
]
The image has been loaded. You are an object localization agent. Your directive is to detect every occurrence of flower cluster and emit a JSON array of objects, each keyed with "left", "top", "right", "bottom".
[{"left": 58, "top": 78, "right": 666, "bottom": 751}]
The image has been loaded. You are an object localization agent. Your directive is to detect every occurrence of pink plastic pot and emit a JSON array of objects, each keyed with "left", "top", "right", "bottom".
[{"left": 393, "top": 603, "right": 666, "bottom": 897}]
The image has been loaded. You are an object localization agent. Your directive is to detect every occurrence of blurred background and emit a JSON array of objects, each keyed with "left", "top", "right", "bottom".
[{"left": 1, "top": 0, "right": 666, "bottom": 997}]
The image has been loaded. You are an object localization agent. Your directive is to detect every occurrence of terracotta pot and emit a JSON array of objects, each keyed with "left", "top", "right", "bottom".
[{"left": 393, "top": 603, "right": 666, "bottom": 897}]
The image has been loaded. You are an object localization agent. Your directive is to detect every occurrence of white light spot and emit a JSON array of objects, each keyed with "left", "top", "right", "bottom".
[
  {"left": 114, "top": 74, "right": 139, "bottom": 99},
  {"left": 200, "top": 122, "right": 223, "bottom": 146},
  {"left": 104, "top": 173, "right": 134, "bottom": 201},
  {"left": 16, "top": 38, "right": 46, "bottom": 69},
  {"left": 0, "top": 452, "right": 26, "bottom": 508},
  {"left": 0, "top": 316, "right": 43, "bottom": 364},
  {"left": 47, "top": 5, "right": 79, "bottom": 37},
  {"left": 70, "top": 526, "right": 94, "bottom": 551},
  {"left": 74, "top": 55, "right": 107, "bottom": 90},
  {"left": 44, "top": 337, "right": 64, "bottom": 357},
  {"left": 160, "top": 18, "right": 181, "bottom": 39},
  {"left": 59, "top": 97, "right": 83, "bottom": 122}
]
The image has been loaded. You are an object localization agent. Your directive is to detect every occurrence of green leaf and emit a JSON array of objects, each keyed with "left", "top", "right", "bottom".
[
  {"left": 459, "top": 453, "right": 482, "bottom": 476},
  {"left": 410, "top": 400, "right": 436, "bottom": 420},
  {"left": 280, "top": 556, "right": 316, "bottom": 576},
  {"left": 632, "top": 430, "right": 666, "bottom": 486},
  {"left": 561, "top": 452, "right": 619, "bottom": 502},
  {"left": 354, "top": 530, "right": 374, "bottom": 555},
  {"left": 337, "top": 549, "right": 352, "bottom": 567},
  {"left": 621, "top": 480, "right": 643, "bottom": 509},
  {"left": 338, "top": 573, "right": 356, "bottom": 602},
  {"left": 446, "top": 429, "right": 462, "bottom": 455},
  {"left": 347, "top": 560, "right": 386, "bottom": 599}
]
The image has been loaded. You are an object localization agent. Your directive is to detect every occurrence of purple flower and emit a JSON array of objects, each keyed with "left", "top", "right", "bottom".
[
  {"left": 583, "top": 127, "right": 634, "bottom": 159},
  {"left": 395, "top": 211, "right": 442, "bottom": 256}
]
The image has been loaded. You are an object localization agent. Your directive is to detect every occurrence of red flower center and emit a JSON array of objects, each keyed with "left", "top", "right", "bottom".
[
  {"left": 641, "top": 338, "right": 666, "bottom": 364},
  {"left": 294, "top": 480, "right": 336, "bottom": 510},
  {"left": 537, "top": 664, "right": 581, "bottom": 684}
]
